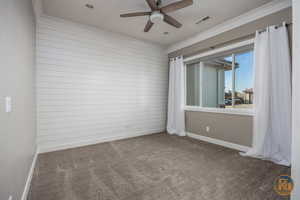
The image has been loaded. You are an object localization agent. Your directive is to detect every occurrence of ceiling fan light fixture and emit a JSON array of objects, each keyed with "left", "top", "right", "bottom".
[
  {"left": 150, "top": 11, "right": 164, "bottom": 23},
  {"left": 120, "top": 0, "right": 193, "bottom": 32}
]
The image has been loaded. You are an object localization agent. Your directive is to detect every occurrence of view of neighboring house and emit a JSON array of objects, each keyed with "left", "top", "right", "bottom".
[{"left": 242, "top": 88, "right": 254, "bottom": 104}]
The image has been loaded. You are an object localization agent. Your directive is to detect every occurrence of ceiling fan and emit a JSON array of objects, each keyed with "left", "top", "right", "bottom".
[{"left": 120, "top": 0, "right": 193, "bottom": 32}]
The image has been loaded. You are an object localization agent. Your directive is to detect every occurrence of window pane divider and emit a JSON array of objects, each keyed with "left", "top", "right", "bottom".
[{"left": 232, "top": 53, "right": 236, "bottom": 107}]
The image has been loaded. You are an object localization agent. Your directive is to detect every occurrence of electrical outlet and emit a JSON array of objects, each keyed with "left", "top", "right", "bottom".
[
  {"left": 206, "top": 126, "right": 210, "bottom": 132},
  {"left": 8, "top": 195, "right": 12, "bottom": 200}
]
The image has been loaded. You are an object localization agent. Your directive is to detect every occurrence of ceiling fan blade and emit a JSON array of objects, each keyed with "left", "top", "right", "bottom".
[
  {"left": 145, "top": 0, "right": 158, "bottom": 10},
  {"left": 160, "top": 0, "right": 193, "bottom": 13},
  {"left": 120, "top": 12, "right": 151, "bottom": 17},
  {"left": 163, "top": 14, "right": 182, "bottom": 28},
  {"left": 144, "top": 20, "right": 154, "bottom": 32}
]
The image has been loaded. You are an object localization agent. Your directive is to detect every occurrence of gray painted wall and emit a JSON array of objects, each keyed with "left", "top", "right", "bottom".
[
  {"left": 186, "top": 111, "right": 253, "bottom": 147},
  {"left": 0, "top": 0, "right": 36, "bottom": 199}
]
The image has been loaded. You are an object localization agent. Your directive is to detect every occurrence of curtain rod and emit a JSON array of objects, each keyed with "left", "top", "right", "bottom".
[{"left": 258, "top": 22, "right": 293, "bottom": 34}]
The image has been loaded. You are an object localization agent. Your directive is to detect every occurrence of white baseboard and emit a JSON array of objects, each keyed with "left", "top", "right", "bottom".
[
  {"left": 38, "top": 130, "right": 164, "bottom": 153},
  {"left": 186, "top": 132, "right": 251, "bottom": 152},
  {"left": 21, "top": 150, "right": 38, "bottom": 200}
]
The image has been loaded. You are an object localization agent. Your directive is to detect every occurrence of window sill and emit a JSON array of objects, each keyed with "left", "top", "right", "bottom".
[{"left": 184, "top": 106, "right": 254, "bottom": 116}]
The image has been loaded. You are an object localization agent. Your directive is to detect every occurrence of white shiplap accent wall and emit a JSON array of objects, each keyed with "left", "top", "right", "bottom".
[{"left": 36, "top": 16, "right": 168, "bottom": 153}]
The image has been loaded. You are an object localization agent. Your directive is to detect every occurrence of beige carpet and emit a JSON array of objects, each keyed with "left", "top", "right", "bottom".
[{"left": 28, "top": 133, "right": 290, "bottom": 200}]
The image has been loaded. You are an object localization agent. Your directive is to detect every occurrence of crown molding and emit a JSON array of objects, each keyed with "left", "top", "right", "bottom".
[{"left": 167, "top": 0, "right": 292, "bottom": 54}]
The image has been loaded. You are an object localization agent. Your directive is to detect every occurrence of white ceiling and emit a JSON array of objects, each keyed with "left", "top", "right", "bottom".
[{"left": 42, "top": 0, "right": 273, "bottom": 46}]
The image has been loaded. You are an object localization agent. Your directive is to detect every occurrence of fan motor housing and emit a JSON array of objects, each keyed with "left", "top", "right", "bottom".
[{"left": 150, "top": 11, "right": 164, "bottom": 23}]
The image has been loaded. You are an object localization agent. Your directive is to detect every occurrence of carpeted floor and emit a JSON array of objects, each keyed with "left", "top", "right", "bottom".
[{"left": 28, "top": 133, "right": 290, "bottom": 200}]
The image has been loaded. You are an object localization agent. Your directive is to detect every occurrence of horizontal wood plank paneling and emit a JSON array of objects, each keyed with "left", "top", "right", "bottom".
[{"left": 36, "top": 16, "right": 168, "bottom": 152}]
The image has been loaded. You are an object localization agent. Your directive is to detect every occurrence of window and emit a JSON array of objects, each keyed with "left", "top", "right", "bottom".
[
  {"left": 233, "top": 51, "right": 254, "bottom": 109},
  {"left": 185, "top": 49, "right": 254, "bottom": 112}
]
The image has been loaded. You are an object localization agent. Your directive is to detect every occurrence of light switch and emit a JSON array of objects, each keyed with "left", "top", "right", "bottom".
[{"left": 5, "top": 96, "right": 12, "bottom": 113}]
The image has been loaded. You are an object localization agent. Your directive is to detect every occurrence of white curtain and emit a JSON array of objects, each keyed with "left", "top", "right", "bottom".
[
  {"left": 167, "top": 56, "right": 186, "bottom": 136},
  {"left": 242, "top": 23, "right": 292, "bottom": 166}
]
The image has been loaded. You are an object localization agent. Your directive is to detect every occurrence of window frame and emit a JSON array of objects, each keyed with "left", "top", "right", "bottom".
[{"left": 183, "top": 39, "right": 255, "bottom": 116}]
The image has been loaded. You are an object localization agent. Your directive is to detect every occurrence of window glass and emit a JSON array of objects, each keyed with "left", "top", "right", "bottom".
[
  {"left": 185, "top": 49, "right": 254, "bottom": 110},
  {"left": 224, "top": 56, "right": 233, "bottom": 108},
  {"left": 234, "top": 51, "right": 254, "bottom": 109},
  {"left": 186, "top": 63, "right": 201, "bottom": 106}
]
